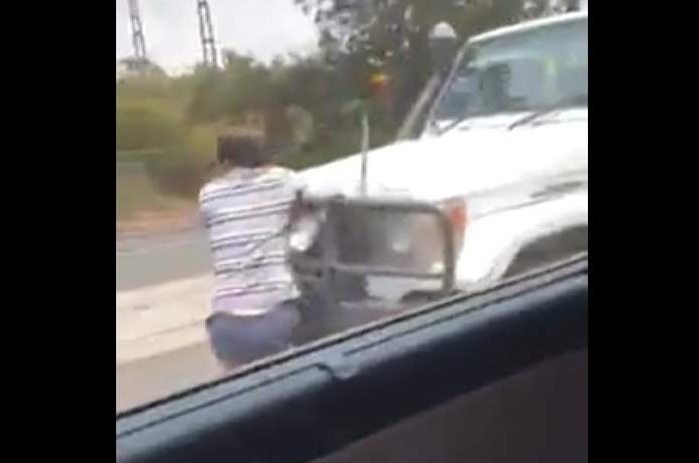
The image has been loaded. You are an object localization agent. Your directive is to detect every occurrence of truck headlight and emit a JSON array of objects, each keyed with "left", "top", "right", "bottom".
[{"left": 387, "top": 197, "right": 468, "bottom": 273}]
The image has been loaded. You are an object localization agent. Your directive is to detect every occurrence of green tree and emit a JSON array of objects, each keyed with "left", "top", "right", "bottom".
[{"left": 294, "top": 0, "right": 545, "bottom": 124}]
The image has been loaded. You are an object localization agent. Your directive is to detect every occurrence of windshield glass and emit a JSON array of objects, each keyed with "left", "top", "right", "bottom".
[{"left": 430, "top": 17, "right": 588, "bottom": 127}]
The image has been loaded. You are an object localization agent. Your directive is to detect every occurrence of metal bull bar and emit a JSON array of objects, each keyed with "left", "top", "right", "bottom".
[{"left": 291, "top": 196, "right": 456, "bottom": 313}]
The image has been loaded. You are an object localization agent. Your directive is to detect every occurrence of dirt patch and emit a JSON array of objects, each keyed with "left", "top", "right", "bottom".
[{"left": 117, "top": 204, "right": 199, "bottom": 239}]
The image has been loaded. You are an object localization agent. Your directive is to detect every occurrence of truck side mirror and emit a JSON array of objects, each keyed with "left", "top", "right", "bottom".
[{"left": 429, "top": 22, "right": 458, "bottom": 73}]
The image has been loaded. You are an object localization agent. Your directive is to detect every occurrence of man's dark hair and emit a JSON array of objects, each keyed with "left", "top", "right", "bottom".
[{"left": 217, "top": 135, "right": 272, "bottom": 168}]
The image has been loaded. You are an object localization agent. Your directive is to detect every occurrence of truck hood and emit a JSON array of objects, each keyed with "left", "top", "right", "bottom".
[{"left": 299, "top": 111, "right": 588, "bottom": 202}]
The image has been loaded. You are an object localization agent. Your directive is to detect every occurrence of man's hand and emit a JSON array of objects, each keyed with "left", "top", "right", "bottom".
[{"left": 289, "top": 191, "right": 308, "bottom": 224}]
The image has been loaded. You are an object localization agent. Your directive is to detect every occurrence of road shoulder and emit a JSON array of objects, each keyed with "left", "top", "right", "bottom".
[{"left": 117, "top": 274, "right": 213, "bottom": 364}]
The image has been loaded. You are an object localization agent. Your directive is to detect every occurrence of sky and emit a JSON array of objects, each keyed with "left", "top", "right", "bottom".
[{"left": 116, "top": 0, "right": 319, "bottom": 74}]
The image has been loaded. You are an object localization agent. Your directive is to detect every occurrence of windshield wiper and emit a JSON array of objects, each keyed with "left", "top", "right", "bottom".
[
  {"left": 507, "top": 95, "right": 588, "bottom": 131},
  {"left": 433, "top": 110, "right": 488, "bottom": 136},
  {"left": 434, "top": 115, "right": 470, "bottom": 136}
]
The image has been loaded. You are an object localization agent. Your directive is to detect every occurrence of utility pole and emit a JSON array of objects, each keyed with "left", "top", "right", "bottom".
[
  {"left": 197, "top": 0, "right": 218, "bottom": 68},
  {"left": 127, "top": 0, "right": 148, "bottom": 66}
]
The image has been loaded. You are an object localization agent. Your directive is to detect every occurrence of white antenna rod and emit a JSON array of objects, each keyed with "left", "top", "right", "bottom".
[{"left": 359, "top": 109, "right": 370, "bottom": 196}]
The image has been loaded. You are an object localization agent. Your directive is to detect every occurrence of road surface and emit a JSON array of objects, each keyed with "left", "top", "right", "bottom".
[
  {"left": 117, "top": 341, "right": 221, "bottom": 412},
  {"left": 115, "top": 230, "right": 430, "bottom": 412},
  {"left": 117, "top": 230, "right": 211, "bottom": 291},
  {"left": 117, "top": 229, "right": 218, "bottom": 411},
  {"left": 116, "top": 307, "right": 394, "bottom": 412}
]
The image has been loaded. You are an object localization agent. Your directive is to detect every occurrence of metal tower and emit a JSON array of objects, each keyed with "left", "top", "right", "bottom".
[
  {"left": 197, "top": 0, "right": 218, "bottom": 68},
  {"left": 127, "top": 0, "right": 148, "bottom": 64}
]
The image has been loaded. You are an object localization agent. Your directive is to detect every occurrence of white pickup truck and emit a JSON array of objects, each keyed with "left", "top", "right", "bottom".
[{"left": 295, "top": 11, "right": 588, "bottom": 300}]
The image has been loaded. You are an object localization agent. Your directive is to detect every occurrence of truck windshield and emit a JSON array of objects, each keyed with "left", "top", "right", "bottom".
[{"left": 430, "top": 17, "right": 588, "bottom": 129}]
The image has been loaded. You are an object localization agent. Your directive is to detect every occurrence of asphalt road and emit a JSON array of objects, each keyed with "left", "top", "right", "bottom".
[
  {"left": 116, "top": 230, "right": 218, "bottom": 412},
  {"left": 115, "top": 307, "right": 397, "bottom": 412},
  {"left": 115, "top": 230, "right": 427, "bottom": 412},
  {"left": 117, "top": 230, "right": 211, "bottom": 291},
  {"left": 117, "top": 341, "right": 221, "bottom": 412}
]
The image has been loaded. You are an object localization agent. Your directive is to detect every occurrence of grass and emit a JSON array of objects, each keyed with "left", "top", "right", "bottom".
[{"left": 117, "top": 162, "right": 166, "bottom": 219}]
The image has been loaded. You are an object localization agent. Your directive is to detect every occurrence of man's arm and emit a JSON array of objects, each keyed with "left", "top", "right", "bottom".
[
  {"left": 197, "top": 183, "right": 214, "bottom": 232},
  {"left": 287, "top": 171, "right": 310, "bottom": 223},
  {"left": 287, "top": 172, "right": 321, "bottom": 253}
]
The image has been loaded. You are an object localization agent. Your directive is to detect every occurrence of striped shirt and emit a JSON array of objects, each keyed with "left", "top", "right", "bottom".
[{"left": 199, "top": 166, "right": 303, "bottom": 316}]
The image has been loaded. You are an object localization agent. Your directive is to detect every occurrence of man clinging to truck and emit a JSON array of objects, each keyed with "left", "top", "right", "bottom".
[{"left": 199, "top": 135, "right": 308, "bottom": 369}]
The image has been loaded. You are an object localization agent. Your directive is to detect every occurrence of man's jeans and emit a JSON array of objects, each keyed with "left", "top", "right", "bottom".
[{"left": 206, "top": 301, "right": 301, "bottom": 368}]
